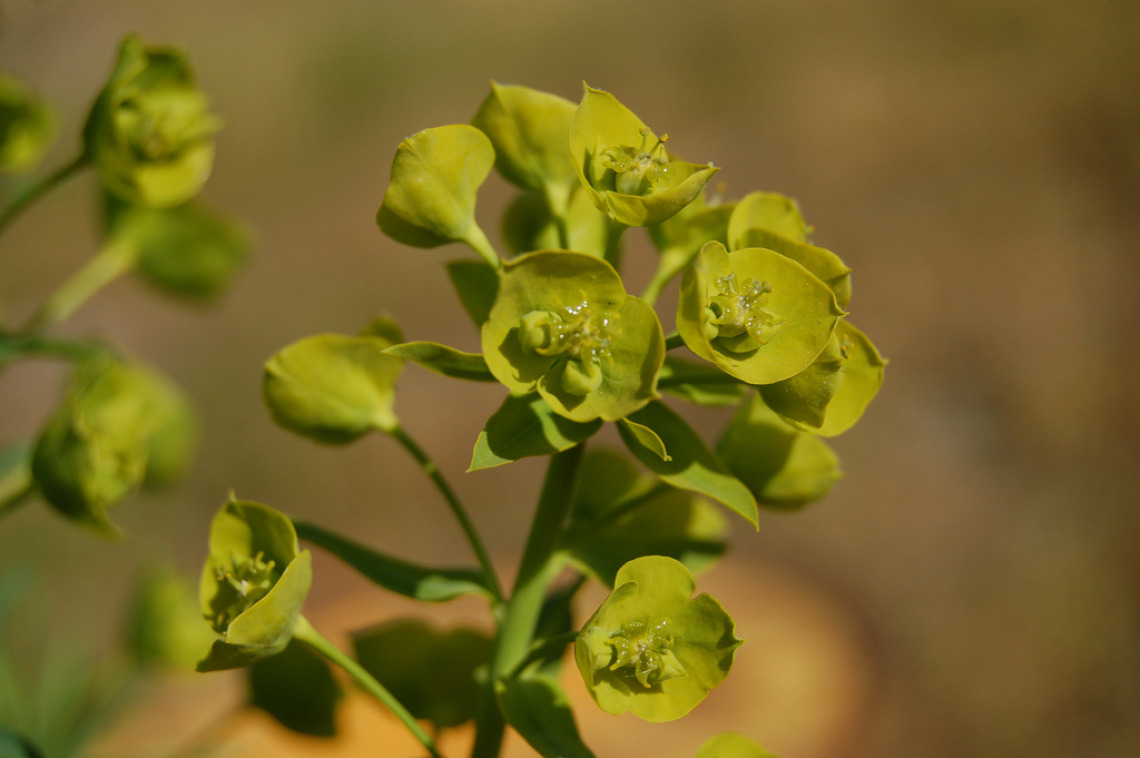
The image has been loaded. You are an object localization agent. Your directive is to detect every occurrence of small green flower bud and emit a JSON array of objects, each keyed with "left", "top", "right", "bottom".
[
  {"left": 30, "top": 358, "right": 167, "bottom": 537},
  {"left": 481, "top": 250, "right": 664, "bottom": 422},
  {"left": 83, "top": 35, "right": 220, "bottom": 208},
  {"left": 0, "top": 73, "right": 57, "bottom": 173},
  {"left": 198, "top": 497, "right": 312, "bottom": 671},
  {"left": 570, "top": 85, "right": 718, "bottom": 227},
  {"left": 263, "top": 332, "right": 405, "bottom": 443},
  {"left": 376, "top": 124, "right": 498, "bottom": 266},
  {"left": 471, "top": 82, "right": 578, "bottom": 214},
  {"left": 695, "top": 733, "right": 782, "bottom": 758},
  {"left": 575, "top": 556, "right": 741, "bottom": 722}
]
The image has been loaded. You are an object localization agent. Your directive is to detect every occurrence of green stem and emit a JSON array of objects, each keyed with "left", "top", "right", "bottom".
[
  {"left": 664, "top": 332, "right": 686, "bottom": 351},
  {"left": 506, "top": 630, "right": 579, "bottom": 680},
  {"left": 641, "top": 268, "right": 670, "bottom": 307},
  {"left": 0, "top": 483, "right": 34, "bottom": 523},
  {"left": 390, "top": 423, "right": 503, "bottom": 602},
  {"left": 602, "top": 219, "right": 625, "bottom": 270},
  {"left": 0, "top": 153, "right": 90, "bottom": 241},
  {"left": 293, "top": 617, "right": 442, "bottom": 758},
  {"left": 470, "top": 444, "right": 585, "bottom": 758},
  {"left": 0, "top": 333, "right": 113, "bottom": 371},
  {"left": 464, "top": 225, "right": 501, "bottom": 270},
  {"left": 22, "top": 240, "right": 136, "bottom": 332}
]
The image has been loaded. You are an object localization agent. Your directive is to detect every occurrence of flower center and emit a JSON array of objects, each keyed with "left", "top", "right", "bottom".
[
  {"left": 518, "top": 304, "right": 614, "bottom": 395},
  {"left": 604, "top": 619, "right": 686, "bottom": 688},
  {"left": 703, "top": 273, "right": 785, "bottom": 353},
  {"left": 599, "top": 128, "right": 671, "bottom": 197},
  {"left": 211, "top": 550, "right": 280, "bottom": 630}
]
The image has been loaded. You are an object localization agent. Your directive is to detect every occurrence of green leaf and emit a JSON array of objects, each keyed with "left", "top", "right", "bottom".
[
  {"left": 694, "top": 732, "right": 782, "bottom": 758},
  {"left": 717, "top": 393, "right": 842, "bottom": 510},
  {"left": 384, "top": 341, "right": 495, "bottom": 382},
  {"left": 726, "top": 191, "right": 810, "bottom": 244},
  {"left": 617, "top": 417, "right": 669, "bottom": 461},
  {"left": 263, "top": 333, "right": 404, "bottom": 442},
  {"left": 353, "top": 619, "right": 492, "bottom": 731},
  {"left": 564, "top": 450, "right": 727, "bottom": 586},
  {"left": 376, "top": 124, "right": 497, "bottom": 263},
  {"left": 293, "top": 519, "right": 492, "bottom": 602},
  {"left": 658, "top": 355, "right": 747, "bottom": 407},
  {"left": 469, "top": 393, "right": 601, "bottom": 471},
  {"left": 618, "top": 401, "right": 758, "bottom": 528},
  {"left": 198, "top": 498, "right": 313, "bottom": 671},
  {"left": 249, "top": 640, "right": 341, "bottom": 737},
  {"left": 678, "top": 241, "right": 842, "bottom": 385},
  {"left": 575, "top": 556, "right": 741, "bottom": 722},
  {"left": 447, "top": 258, "right": 499, "bottom": 327},
  {"left": 498, "top": 675, "right": 596, "bottom": 758}
]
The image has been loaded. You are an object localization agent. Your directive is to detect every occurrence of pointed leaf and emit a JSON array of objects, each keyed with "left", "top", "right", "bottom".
[
  {"left": 469, "top": 393, "right": 601, "bottom": 471},
  {"left": 385, "top": 342, "right": 495, "bottom": 382},
  {"left": 354, "top": 620, "right": 491, "bottom": 731},
  {"left": 617, "top": 417, "right": 669, "bottom": 461},
  {"left": 293, "top": 519, "right": 492, "bottom": 602},
  {"left": 249, "top": 640, "right": 341, "bottom": 737},
  {"left": 619, "top": 401, "right": 757, "bottom": 527},
  {"left": 447, "top": 258, "right": 499, "bottom": 327},
  {"left": 497, "top": 675, "right": 596, "bottom": 758}
]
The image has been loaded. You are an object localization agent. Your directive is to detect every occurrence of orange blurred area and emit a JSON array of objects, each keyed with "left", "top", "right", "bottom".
[{"left": 2, "top": 1, "right": 1139, "bottom": 756}]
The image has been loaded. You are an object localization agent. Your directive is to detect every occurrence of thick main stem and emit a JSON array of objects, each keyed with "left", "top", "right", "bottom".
[
  {"left": 390, "top": 423, "right": 502, "bottom": 602},
  {"left": 293, "top": 617, "right": 442, "bottom": 758},
  {"left": 470, "top": 444, "right": 585, "bottom": 758}
]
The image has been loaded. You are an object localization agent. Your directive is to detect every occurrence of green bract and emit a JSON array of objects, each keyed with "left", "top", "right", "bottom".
[
  {"left": 106, "top": 195, "right": 251, "bottom": 299},
  {"left": 575, "top": 556, "right": 741, "bottom": 722},
  {"left": 717, "top": 393, "right": 841, "bottom": 510},
  {"left": 128, "top": 564, "right": 217, "bottom": 671},
  {"left": 30, "top": 358, "right": 180, "bottom": 537},
  {"left": 570, "top": 85, "right": 718, "bottom": 227},
  {"left": 759, "top": 319, "right": 885, "bottom": 436},
  {"left": 198, "top": 497, "right": 312, "bottom": 671},
  {"left": 481, "top": 250, "right": 663, "bottom": 422},
  {"left": 678, "top": 241, "right": 843, "bottom": 384},
  {"left": 0, "top": 73, "right": 57, "bottom": 173},
  {"left": 726, "top": 191, "right": 810, "bottom": 244},
  {"left": 83, "top": 34, "right": 219, "bottom": 208},
  {"left": 263, "top": 332, "right": 404, "bottom": 443},
  {"left": 472, "top": 82, "right": 578, "bottom": 215},
  {"left": 376, "top": 124, "right": 498, "bottom": 266}
]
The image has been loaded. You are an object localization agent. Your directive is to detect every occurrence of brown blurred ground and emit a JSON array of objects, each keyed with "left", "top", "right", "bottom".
[{"left": 2, "top": 1, "right": 1139, "bottom": 756}]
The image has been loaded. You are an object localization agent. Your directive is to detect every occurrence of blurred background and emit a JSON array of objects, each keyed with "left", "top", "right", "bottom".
[{"left": 2, "top": 0, "right": 1139, "bottom": 756}]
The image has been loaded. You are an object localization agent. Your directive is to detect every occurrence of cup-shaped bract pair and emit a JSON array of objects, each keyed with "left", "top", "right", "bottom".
[
  {"left": 30, "top": 357, "right": 195, "bottom": 537},
  {"left": 83, "top": 34, "right": 219, "bottom": 208},
  {"left": 0, "top": 73, "right": 57, "bottom": 173},
  {"left": 678, "top": 240, "right": 844, "bottom": 385},
  {"left": 570, "top": 85, "right": 719, "bottom": 227},
  {"left": 198, "top": 497, "right": 312, "bottom": 671},
  {"left": 576, "top": 556, "right": 741, "bottom": 722},
  {"left": 481, "top": 250, "right": 663, "bottom": 423}
]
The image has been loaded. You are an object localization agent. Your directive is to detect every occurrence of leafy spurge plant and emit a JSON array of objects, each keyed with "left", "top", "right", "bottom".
[{"left": 208, "top": 81, "right": 885, "bottom": 758}]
